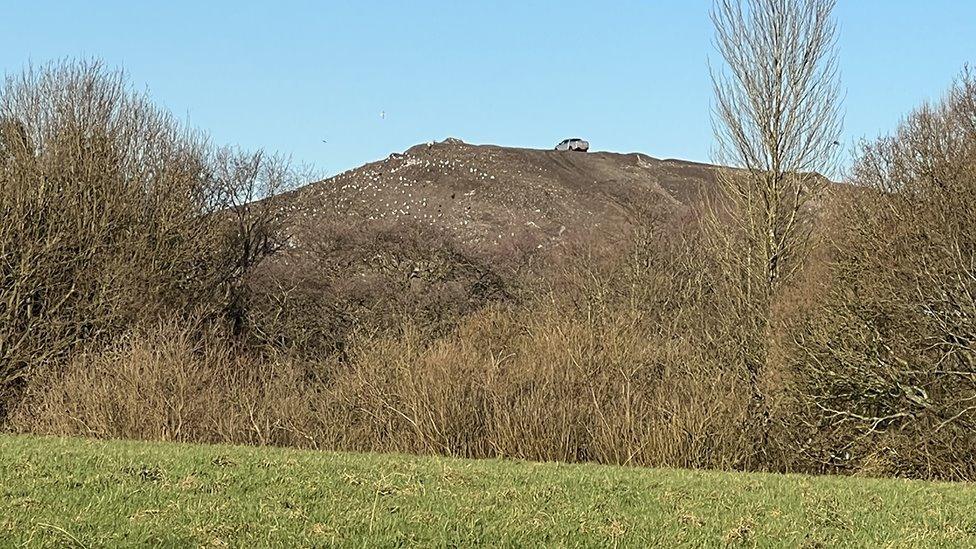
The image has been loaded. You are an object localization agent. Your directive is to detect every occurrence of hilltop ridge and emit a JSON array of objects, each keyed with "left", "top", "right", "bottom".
[{"left": 278, "top": 139, "right": 720, "bottom": 262}]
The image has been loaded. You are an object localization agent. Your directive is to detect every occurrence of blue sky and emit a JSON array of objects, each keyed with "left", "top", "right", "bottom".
[{"left": 3, "top": 1, "right": 974, "bottom": 176}]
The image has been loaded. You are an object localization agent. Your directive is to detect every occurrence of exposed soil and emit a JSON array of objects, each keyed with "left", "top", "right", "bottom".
[
  {"left": 257, "top": 139, "right": 726, "bottom": 341},
  {"left": 276, "top": 138, "right": 722, "bottom": 266}
]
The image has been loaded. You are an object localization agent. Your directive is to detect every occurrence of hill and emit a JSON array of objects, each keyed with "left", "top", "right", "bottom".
[
  {"left": 2, "top": 434, "right": 974, "bottom": 547},
  {"left": 278, "top": 139, "right": 720, "bottom": 263},
  {"left": 253, "top": 140, "right": 724, "bottom": 342}
]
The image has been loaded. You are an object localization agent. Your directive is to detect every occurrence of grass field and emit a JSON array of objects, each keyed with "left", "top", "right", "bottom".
[{"left": 1, "top": 435, "right": 975, "bottom": 547}]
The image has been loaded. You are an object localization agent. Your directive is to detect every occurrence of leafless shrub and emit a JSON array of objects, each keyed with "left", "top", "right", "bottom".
[
  {"left": 0, "top": 60, "right": 289, "bottom": 415},
  {"left": 248, "top": 215, "right": 511, "bottom": 359},
  {"left": 791, "top": 70, "right": 976, "bottom": 480},
  {"left": 5, "top": 317, "right": 330, "bottom": 447},
  {"left": 9, "top": 224, "right": 752, "bottom": 471}
]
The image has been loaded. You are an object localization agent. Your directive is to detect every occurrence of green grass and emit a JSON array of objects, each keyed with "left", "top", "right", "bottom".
[{"left": 1, "top": 436, "right": 975, "bottom": 547}]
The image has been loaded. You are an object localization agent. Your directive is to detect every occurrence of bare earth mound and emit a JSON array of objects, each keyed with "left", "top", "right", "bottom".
[
  {"left": 256, "top": 140, "right": 724, "bottom": 343},
  {"left": 278, "top": 139, "right": 721, "bottom": 264}
]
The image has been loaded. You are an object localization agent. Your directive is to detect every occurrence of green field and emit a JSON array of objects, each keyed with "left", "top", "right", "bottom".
[{"left": 1, "top": 435, "right": 975, "bottom": 547}]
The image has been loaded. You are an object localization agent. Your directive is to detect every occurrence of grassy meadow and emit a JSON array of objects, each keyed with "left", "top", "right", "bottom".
[{"left": 1, "top": 435, "right": 975, "bottom": 547}]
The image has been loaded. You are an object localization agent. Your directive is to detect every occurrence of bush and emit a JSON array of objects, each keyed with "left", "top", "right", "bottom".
[
  {"left": 789, "top": 71, "right": 976, "bottom": 480},
  {"left": 9, "top": 225, "right": 753, "bottom": 471},
  {"left": 5, "top": 318, "right": 328, "bottom": 447},
  {"left": 248, "top": 216, "right": 511, "bottom": 360},
  {"left": 0, "top": 60, "right": 287, "bottom": 415}
]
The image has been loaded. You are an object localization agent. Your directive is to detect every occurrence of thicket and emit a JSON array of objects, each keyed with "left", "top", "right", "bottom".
[
  {"left": 0, "top": 61, "right": 286, "bottom": 416},
  {"left": 788, "top": 70, "right": 976, "bottom": 480}
]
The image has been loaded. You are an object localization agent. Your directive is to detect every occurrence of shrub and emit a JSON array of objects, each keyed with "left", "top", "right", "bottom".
[
  {"left": 5, "top": 318, "right": 327, "bottom": 447},
  {"left": 0, "top": 60, "right": 287, "bottom": 415},
  {"left": 9, "top": 225, "right": 753, "bottom": 471},
  {"left": 790, "top": 71, "right": 976, "bottom": 480},
  {"left": 248, "top": 215, "right": 511, "bottom": 359}
]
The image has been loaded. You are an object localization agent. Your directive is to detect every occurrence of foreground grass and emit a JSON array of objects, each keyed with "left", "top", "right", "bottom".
[{"left": 1, "top": 436, "right": 975, "bottom": 547}]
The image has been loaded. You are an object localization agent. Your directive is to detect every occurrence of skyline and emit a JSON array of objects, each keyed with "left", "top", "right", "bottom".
[{"left": 3, "top": 1, "right": 975, "bottom": 177}]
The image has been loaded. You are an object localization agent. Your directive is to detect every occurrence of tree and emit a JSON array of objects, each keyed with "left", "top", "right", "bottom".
[
  {"left": 0, "top": 60, "right": 289, "bottom": 416},
  {"left": 793, "top": 70, "right": 976, "bottom": 479},
  {"left": 706, "top": 0, "right": 842, "bottom": 462},
  {"left": 711, "top": 0, "right": 842, "bottom": 290}
]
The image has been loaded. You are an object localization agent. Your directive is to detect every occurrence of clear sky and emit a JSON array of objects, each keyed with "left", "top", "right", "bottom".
[{"left": 3, "top": 1, "right": 974, "bottom": 176}]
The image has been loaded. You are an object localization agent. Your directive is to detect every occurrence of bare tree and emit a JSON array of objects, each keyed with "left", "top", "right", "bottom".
[
  {"left": 710, "top": 0, "right": 842, "bottom": 291},
  {"left": 793, "top": 70, "right": 976, "bottom": 479},
  {"left": 0, "top": 60, "right": 290, "bottom": 415},
  {"left": 705, "top": 0, "right": 842, "bottom": 462}
]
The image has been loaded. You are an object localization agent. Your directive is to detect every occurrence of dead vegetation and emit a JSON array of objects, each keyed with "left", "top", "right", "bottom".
[
  {"left": 788, "top": 70, "right": 976, "bottom": 480},
  {"left": 8, "top": 224, "right": 753, "bottom": 471},
  {"left": 0, "top": 60, "right": 288, "bottom": 417}
]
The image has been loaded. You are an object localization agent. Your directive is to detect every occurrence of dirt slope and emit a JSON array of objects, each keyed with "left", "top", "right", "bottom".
[
  {"left": 277, "top": 139, "right": 721, "bottom": 264},
  {"left": 256, "top": 140, "right": 725, "bottom": 343}
]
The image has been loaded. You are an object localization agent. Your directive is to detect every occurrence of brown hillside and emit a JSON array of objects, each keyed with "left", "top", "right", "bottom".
[
  {"left": 255, "top": 140, "right": 725, "bottom": 346},
  {"left": 277, "top": 138, "right": 720, "bottom": 264}
]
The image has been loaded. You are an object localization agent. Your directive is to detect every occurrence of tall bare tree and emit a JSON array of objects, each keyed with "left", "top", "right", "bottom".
[
  {"left": 710, "top": 0, "right": 842, "bottom": 292},
  {"left": 706, "top": 0, "right": 842, "bottom": 460}
]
